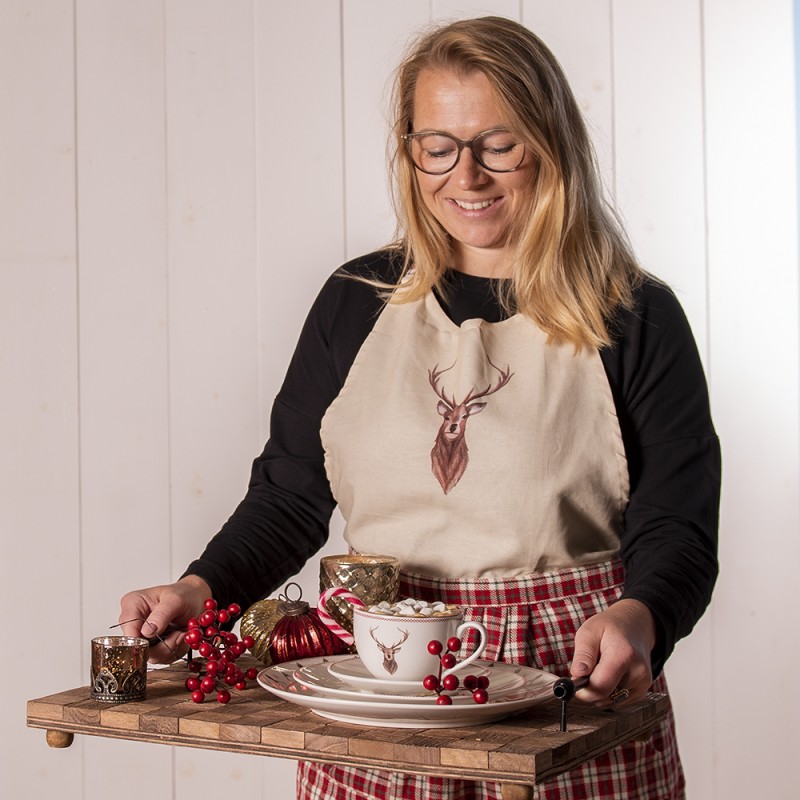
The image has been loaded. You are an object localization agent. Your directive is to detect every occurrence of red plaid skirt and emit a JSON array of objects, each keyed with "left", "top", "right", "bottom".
[{"left": 298, "top": 560, "right": 684, "bottom": 799}]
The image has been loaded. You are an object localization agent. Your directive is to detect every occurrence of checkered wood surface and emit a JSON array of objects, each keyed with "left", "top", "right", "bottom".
[{"left": 27, "top": 656, "right": 668, "bottom": 789}]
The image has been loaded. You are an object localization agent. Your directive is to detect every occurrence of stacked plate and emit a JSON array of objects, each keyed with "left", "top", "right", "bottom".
[{"left": 257, "top": 655, "right": 557, "bottom": 728}]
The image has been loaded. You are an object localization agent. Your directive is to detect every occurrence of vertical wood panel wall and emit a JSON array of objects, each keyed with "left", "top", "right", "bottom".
[{"left": 3, "top": 1, "right": 797, "bottom": 798}]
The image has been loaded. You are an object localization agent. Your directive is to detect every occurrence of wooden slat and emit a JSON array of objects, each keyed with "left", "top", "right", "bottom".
[
  {"left": 0, "top": 2, "right": 84, "bottom": 799},
  {"left": 305, "top": 724, "right": 355, "bottom": 756},
  {"left": 348, "top": 726, "right": 418, "bottom": 762},
  {"left": 163, "top": 5, "right": 262, "bottom": 790},
  {"left": 612, "top": 0, "right": 708, "bottom": 349},
  {"left": 74, "top": 1, "right": 174, "bottom": 793},
  {"left": 704, "top": 1, "right": 800, "bottom": 797},
  {"left": 524, "top": 0, "right": 614, "bottom": 192},
  {"left": 75, "top": 0, "right": 172, "bottom": 626},
  {"left": 342, "top": 0, "right": 430, "bottom": 258},
  {"left": 165, "top": 0, "right": 259, "bottom": 575}
]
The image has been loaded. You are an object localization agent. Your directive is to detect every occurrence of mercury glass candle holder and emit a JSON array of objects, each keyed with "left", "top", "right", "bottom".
[
  {"left": 319, "top": 554, "right": 400, "bottom": 637},
  {"left": 90, "top": 636, "right": 149, "bottom": 703}
]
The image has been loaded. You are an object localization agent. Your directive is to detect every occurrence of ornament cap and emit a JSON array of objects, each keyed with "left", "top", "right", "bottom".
[
  {"left": 276, "top": 598, "right": 310, "bottom": 616},
  {"left": 276, "top": 582, "right": 309, "bottom": 617}
]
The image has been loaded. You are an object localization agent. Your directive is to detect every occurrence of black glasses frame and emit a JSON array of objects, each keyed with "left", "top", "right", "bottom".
[{"left": 402, "top": 128, "right": 525, "bottom": 175}]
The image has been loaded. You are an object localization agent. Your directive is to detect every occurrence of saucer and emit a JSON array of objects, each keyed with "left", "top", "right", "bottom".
[
  {"left": 257, "top": 656, "right": 557, "bottom": 728},
  {"left": 293, "top": 657, "right": 524, "bottom": 704},
  {"left": 327, "top": 655, "right": 491, "bottom": 694}
]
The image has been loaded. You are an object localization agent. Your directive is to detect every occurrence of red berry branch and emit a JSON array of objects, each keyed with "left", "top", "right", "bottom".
[
  {"left": 422, "top": 637, "right": 490, "bottom": 705},
  {"left": 182, "top": 598, "right": 257, "bottom": 704}
]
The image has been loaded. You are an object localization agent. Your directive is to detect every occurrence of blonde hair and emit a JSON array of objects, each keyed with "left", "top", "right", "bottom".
[{"left": 384, "top": 16, "right": 642, "bottom": 349}]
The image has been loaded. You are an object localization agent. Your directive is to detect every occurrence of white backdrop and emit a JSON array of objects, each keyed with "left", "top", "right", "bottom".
[{"left": 2, "top": 1, "right": 798, "bottom": 798}]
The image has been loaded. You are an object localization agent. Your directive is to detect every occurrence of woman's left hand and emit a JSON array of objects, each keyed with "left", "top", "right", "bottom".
[{"left": 569, "top": 598, "right": 656, "bottom": 707}]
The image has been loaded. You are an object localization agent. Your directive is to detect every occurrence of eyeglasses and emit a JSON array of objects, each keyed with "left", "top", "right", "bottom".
[{"left": 402, "top": 128, "right": 525, "bottom": 175}]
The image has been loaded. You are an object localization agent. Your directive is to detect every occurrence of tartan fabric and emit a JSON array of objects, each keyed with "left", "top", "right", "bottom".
[{"left": 298, "top": 560, "right": 685, "bottom": 800}]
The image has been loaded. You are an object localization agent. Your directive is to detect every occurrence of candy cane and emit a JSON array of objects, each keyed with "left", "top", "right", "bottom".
[{"left": 317, "top": 588, "right": 365, "bottom": 645}]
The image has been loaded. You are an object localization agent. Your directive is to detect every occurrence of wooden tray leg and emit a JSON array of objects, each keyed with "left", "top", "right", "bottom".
[
  {"left": 500, "top": 783, "right": 533, "bottom": 800},
  {"left": 46, "top": 730, "right": 74, "bottom": 748}
]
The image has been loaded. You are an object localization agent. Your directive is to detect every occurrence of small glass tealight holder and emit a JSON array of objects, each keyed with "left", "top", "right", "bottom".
[{"left": 90, "top": 636, "right": 149, "bottom": 703}]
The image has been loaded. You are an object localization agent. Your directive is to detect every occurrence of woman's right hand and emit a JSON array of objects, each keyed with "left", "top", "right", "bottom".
[{"left": 118, "top": 574, "right": 211, "bottom": 664}]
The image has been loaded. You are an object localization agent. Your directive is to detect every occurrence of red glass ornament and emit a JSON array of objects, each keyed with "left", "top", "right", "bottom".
[{"left": 267, "top": 583, "right": 349, "bottom": 664}]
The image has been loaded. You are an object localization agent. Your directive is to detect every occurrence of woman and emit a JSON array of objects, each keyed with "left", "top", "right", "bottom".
[{"left": 120, "top": 17, "right": 719, "bottom": 800}]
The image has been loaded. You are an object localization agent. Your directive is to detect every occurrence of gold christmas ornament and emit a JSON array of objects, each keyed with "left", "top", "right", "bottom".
[
  {"left": 241, "top": 581, "right": 351, "bottom": 665},
  {"left": 240, "top": 598, "right": 284, "bottom": 666}
]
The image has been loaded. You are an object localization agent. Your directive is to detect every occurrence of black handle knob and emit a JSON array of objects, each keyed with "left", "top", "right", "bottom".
[
  {"left": 552, "top": 674, "right": 589, "bottom": 700},
  {"left": 553, "top": 675, "right": 589, "bottom": 732}
]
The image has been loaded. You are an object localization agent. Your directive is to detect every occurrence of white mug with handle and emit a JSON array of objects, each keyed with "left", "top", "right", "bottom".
[{"left": 352, "top": 605, "right": 487, "bottom": 683}]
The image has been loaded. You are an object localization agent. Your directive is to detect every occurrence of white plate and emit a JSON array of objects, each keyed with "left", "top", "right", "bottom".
[
  {"left": 293, "top": 657, "right": 524, "bottom": 705},
  {"left": 258, "top": 656, "right": 557, "bottom": 728},
  {"left": 327, "top": 655, "right": 492, "bottom": 694}
]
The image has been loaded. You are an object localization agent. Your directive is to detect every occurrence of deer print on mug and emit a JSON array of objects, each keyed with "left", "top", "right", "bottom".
[
  {"left": 428, "top": 356, "right": 514, "bottom": 494},
  {"left": 369, "top": 627, "right": 409, "bottom": 675}
]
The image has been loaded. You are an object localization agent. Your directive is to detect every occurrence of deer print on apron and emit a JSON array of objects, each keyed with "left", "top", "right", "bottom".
[{"left": 428, "top": 358, "right": 513, "bottom": 494}]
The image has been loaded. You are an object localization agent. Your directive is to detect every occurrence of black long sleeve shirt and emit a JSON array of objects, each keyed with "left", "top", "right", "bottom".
[{"left": 185, "top": 249, "right": 720, "bottom": 674}]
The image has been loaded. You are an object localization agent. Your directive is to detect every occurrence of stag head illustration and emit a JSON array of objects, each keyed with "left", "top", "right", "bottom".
[
  {"left": 428, "top": 357, "right": 514, "bottom": 494},
  {"left": 369, "top": 627, "right": 409, "bottom": 675}
]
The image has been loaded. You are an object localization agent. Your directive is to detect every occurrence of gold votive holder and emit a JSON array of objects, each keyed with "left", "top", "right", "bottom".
[
  {"left": 90, "top": 636, "right": 149, "bottom": 703},
  {"left": 319, "top": 554, "right": 400, "bottom": 637}
]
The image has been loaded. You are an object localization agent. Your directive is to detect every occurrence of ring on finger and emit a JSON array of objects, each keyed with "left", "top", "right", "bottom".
[{"left": 609, "top": 686, "right": 630, "bottom": 703}]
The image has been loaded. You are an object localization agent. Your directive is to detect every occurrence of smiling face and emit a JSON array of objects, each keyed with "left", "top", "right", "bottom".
[{"left": 411, "top": 68, "right": 534, "bottom": 277}]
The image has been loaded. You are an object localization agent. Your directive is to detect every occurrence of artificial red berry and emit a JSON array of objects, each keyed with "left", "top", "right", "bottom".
[
  {"left": 204, "top": 598, "right": 218, "bottom": 610},
  {"left": 436, "top": 694, "right": 453, "bottom": 705},
  {"left": 245, "top": 667, "right": 259, "bottom": 680},
  {"left": 422, "top": 674, "right": 440, "bottom": 691},
  {"left": 442, "top": 674, "right": 459, "bottom": 692},
  {"left": 227, "top": 603, "right": 242, "bottom": 617},
  {"left": 441, "top": 653, "right": 456, "bottom": 670},
  {"left": 231, "top": 642, "right": 246, "bottom": 657},
  {"left": 446, "top": 637, "right": 462, "bottom": 652},
  {"left": 198, "top": 642, "right": 213, "bottom": 658},
  {"left": 187, "top": 618, "right": 200, "bottom": 629},
  {"left": 199, "top": 610, "right": 216, "bottom": 627},
  {"left": 234, "top": 680, "right": 247, "bottom": 691},
  {"left": 191, "top": 690, "right": 205, "bottom": 704},
  {"left": 477, "top": 676, "right": 490, "bottom": 690},
  {"left": 185, "top": 677, "right": 201, "bottom": 691},
  {"left": 463, "top": 675, "right": 478, "bottom": 691},
  {"left": 472, "top": 688, "right": 489, "bottom": 704},
  {"left": 200, "top": 676, "right": 216, "bottom": 694},
  {"left": 216, "top": 609, "right": 230, "bottom": 624},
  {"left": 206, "top": 661, "right": 221, "bottom": 676},
  {"left": 188, "top": 659, "right": 202, "bottom": 673},
  {"left": 217, "top": 689, "right": 231, "bottom": 704},
  {"left": 427, "top": 640, "right": 443, "bottom": 655},
  {"left": 184, "top": 629, "right": 202, "bottom": 646},
  {"left": 242, "top": 635, "right": 255, "bottom": 649}
]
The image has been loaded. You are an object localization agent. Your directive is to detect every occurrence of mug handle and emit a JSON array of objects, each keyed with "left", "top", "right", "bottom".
[{"left": 442, "top": 620, "right": 488, "bottom": 677}]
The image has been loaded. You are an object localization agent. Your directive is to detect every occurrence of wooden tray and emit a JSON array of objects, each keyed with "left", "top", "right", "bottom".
[{"left": 27, "top": 657, "right": 669, "bottom": 800}]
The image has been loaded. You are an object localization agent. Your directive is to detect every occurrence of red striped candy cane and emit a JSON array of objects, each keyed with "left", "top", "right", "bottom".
[{"left": 317, "top": 588, "right": 365, "bottom": 645}]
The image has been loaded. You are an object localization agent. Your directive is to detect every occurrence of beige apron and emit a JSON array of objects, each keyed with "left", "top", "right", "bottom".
[{"left": 320, "top": 291, "right": 629, "bottom": 578}]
